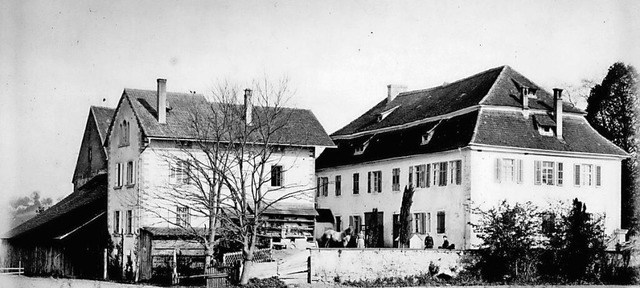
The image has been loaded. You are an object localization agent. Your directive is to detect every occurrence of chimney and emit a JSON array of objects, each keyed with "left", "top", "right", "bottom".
[
  {"left": 244, "top": 89, "right": 253, "bottom": 125},
  {"left": 521, "top": 86, "right": 529, "bottom": 110},
  {"left": 387, "top": 84, "right": 407, "bottom": 103},
  {"left": 157, "top": 78, "right": 167, "bottom": 124},
  {"left": 553, "top": 88, "right": 563, "bottom": 139}
]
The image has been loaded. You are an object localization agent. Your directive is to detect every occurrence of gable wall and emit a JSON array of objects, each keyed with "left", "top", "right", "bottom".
[
  {"left": 107, "top": 97, "right": 143, "bottom": 256},
  {"left": 73, "top": 112, "right": 108, "bottom": 191}
]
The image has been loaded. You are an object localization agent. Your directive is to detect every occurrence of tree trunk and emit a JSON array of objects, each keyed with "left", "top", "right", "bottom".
[{"left": 238, "top": 245, "right": 255, "bottom": 285}]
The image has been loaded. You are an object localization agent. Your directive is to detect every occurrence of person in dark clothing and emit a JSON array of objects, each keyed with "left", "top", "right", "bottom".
[
  {"left": 439, "top": 235, "right": 449, "bottom": 249},
  {"left": 424, "top": 233, "right": 434, "bottom": 249}
]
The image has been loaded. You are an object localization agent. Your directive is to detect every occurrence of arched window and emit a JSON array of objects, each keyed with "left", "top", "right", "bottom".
[{"left": 120, "top": 120, "right": 130, "bottom": 146}]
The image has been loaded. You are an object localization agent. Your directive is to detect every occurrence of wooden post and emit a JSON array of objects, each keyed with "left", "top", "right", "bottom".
[
  {"left": 172, "top": 249, "right": 178, "bottom": 285},
  {"left": 18, "top": 259, "right": 22, "bottom": 276},
  {"left": 103, "top": 248, "right": 108, "bottom": 280}
]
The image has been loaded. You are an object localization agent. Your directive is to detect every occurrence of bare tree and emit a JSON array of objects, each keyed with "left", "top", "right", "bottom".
[{"left": 145, "top": 78, "right": 315, "bottom": 285}]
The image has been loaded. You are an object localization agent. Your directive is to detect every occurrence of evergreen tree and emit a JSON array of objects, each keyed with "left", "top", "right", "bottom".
[{"left": 586, "top": 62, "right": 640, "bottom": 235}]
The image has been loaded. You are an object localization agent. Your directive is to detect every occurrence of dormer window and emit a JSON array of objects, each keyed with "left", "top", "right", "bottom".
[
  {"left": 354, "top": 142, "right": 368, "bottom": 155},
  {"left": 420, "top": 120, "right": 442, "bottom": 145},
  {"left": 533, "top": 114, "right": 556, "bottom": 137},
  {"left": 377, "top": 106, "right": 399, "bottom": 122},
  {"left": 421, "top": 131, "right": 434, "bottom": 145},
  {"left": 354, "top": 137, "right": 373, "bottom": 155},
  {"left": 521, "top": 86, "right": 537, "bottom": 99}
]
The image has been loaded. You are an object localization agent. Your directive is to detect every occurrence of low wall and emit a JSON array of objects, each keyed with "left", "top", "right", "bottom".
[{"left": 309, "top": 248, "right": 465, "bottom": 283}]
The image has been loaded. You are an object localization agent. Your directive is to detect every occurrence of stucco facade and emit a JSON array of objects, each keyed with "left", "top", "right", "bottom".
[{"left": 315, "top": 66, "right": 628, "bottom": 249}]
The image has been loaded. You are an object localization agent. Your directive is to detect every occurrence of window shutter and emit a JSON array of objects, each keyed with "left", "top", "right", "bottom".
[
  {"left": 534, "top": 161, "right": 541, "bottom": 185},
  {"left": 496, "top": 158, "right": 502, "bottom": 183},
  {"left": 596, "top": 165, "right": 601, "bottom": 187},
  {"left": 574, "top": 164, "right": 581, "bottom": 186},
  {"left": 316, "top": 178, "right": 320, "bottom": 197},
  {"left": 456, "top": 160, "right": 462, "bottom": 185},
  {"left": 408, "top": 166, "right": 413, "bottom": 186},
  {"left": 349, "top": 216, "right": 354, "bottom": 229},
  {"left": 442, "top": 162, "right": 448, "bottom": 186},
  {"left": 517, "top": 159, "right": 523, "bottom": 184},
  {"left": 557, "top": 162, "right": 563, "bottom": 186},
  {"left": 426, "top": 164, "right": 431, "bottom": 187},
  {"left": 368, "top": 172, "right": 372, "bottom": 193}
]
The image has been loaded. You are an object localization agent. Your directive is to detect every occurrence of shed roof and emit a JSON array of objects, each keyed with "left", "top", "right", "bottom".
[{"left": 4, "top": 174, "right": 107, "bottom": 239}]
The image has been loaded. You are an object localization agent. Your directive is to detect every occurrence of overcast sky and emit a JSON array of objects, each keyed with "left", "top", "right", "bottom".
[{"left": 1, "top": 0, "right": 639, "bottom": 209}]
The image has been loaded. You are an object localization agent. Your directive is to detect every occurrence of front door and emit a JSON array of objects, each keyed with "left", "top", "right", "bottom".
[{"left": 364, "top": 209, "right": 384, "bottom": 247}]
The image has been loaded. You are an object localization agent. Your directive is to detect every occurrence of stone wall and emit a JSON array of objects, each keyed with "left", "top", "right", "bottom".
[{"left": 309, "top": 248, "right": 464, "bottom": 283}]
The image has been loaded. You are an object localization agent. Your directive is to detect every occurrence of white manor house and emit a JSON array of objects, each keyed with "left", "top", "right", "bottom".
[{"left": 315, "top": 65, "right": 628, "bottom": 249}]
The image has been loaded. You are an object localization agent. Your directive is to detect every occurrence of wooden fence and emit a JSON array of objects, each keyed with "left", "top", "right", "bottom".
[{"left": 223, "top": 248, "right": 272, "bottom": 265}]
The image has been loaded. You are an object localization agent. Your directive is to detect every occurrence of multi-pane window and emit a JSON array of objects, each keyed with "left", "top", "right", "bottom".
[
  {"left": 335, "top": 216, "right": 342, "bottom": 232},
  {"left": 335, "top": 175, "right": 342, "bottom": 196},
  {"left": 415, "top": 165, "right": 426, "bottom": 188},
  {"left": 353, "top": 173, "right": 360, "bottom": 194},
  {"left": 116, "top": 163, "right": 124, "bottom": 187},
  {"left": 449, "top": 160, "right": 462, "bottom": 185},
  {"left": 113, "top": 210, "right": 121, "bottom": 234},
  {"left": 542, "top": 161, "right": 555, "bottom": 185},
  {"left": 557, "top": 162, "right": 564, "bottom": 186},
  {"left": 433, "top": 162, "right": 447, "bottom": 186},
  {"left": 271, "top": 165, "right": 283, "bottom": 187},
  {"left": 317, "top": 177, "right": 329, "bottom": 196},
  {"left": 368, "top": 171, "right": 382, "bottom": 193},
  {"left": 575, "top": 164, "right": 595, "bottom": 186},
  {"left": 126, "top": 161, "right": 135, "bottom": 186},
  {"left": 414, "top": 212, "right": 426, "bottom": 234},
  {"left": 534, "top": 161, "right": 563, "bottom": 186},
  {"left": 169, "top": 160, "right": 190, "bottom": 185},
  {"left": 176, "top": 206, "right": 190, "bottom": 227},
  {"left": 126, "top": 210, "right": 133, "bottom": 235},
  {"left": 437, "top": 211, "right": 446, "bottom": 233},
  {"left": 496, "top": 158, "right": 523, "bottom": 183},
  {"left": 392, "top": 168, "right": 400, "bottom": 191}
]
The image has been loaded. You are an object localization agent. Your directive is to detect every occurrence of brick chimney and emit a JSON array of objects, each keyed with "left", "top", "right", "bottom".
[
  {"left": 553, "top": 88, "right": 563, "bottom": 139},
  {"left": 244, "top": 89, "right": 253, "bottom": 125},
  {"left": 387, "top": 84, "right": 407, "bottom": 103},
  {"left": 157, "top": 78, "right": 167, "bottom": 124},
  {"left": 521, "top": 86, "right": 529, "bottom": 110}
]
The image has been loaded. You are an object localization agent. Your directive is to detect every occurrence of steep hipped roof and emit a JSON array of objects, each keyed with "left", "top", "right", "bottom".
[
  {"left": 473, "top": 110, "right": 627, "bottom": 156},
  {"left": 91, "top": 106, "right": 116, "bottom": 143},
  {"left": 317, "top": 66, "right": 626, "bottom": 169},
  {"left": 106, "top": 88, "right": 334, "bottom": 147},
  {"left": 4, "top": 174, "right": 107, "bottom": 239},
  {"left": 332, "top": 65, "right": 583, "bottom": 137}
]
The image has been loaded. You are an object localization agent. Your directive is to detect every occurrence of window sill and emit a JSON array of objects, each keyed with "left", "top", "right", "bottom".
[
  {"left": 126, "top": 184, "right": 135, "bottom": 188},
  {"left": 114, "top": 186, "right": 122, "bottom": 190},
  {"left": 125, "top": 233, "right": 134, "bottom": 237}
]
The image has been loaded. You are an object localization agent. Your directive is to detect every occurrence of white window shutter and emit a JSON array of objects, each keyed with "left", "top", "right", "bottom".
[
  {"left": 575, "top": 164, "right": 581, "bottom": 186},
  {"left": 596, "top": 165, "right": 601, "bottom": 187},
  {"left": 517, "top": 159, "right": 523, "bottom": 184},
  {"left": 496, "top": 158, "right": 502, "bottom": 183},
  {"left": 534, "top": 161, "right": 541, "bottom": 185}
]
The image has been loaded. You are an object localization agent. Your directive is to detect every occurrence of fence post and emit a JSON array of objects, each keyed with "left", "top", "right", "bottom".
[
  {"left": 307, "top": 255, "right": 311, "bottom": 283},
  {"left": 18, "top": 259, "right": 22, "bottom": 276},
  {"left": 103, "top": 248, "right": 108, "bottom": 280},
  {"left": 172, "top": 249, "right": 178, "bottom": 285}
]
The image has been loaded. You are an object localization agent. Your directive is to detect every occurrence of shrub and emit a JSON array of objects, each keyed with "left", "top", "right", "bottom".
[{"left": 473, "top": 200, "right": 542, "bottom": 282}]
